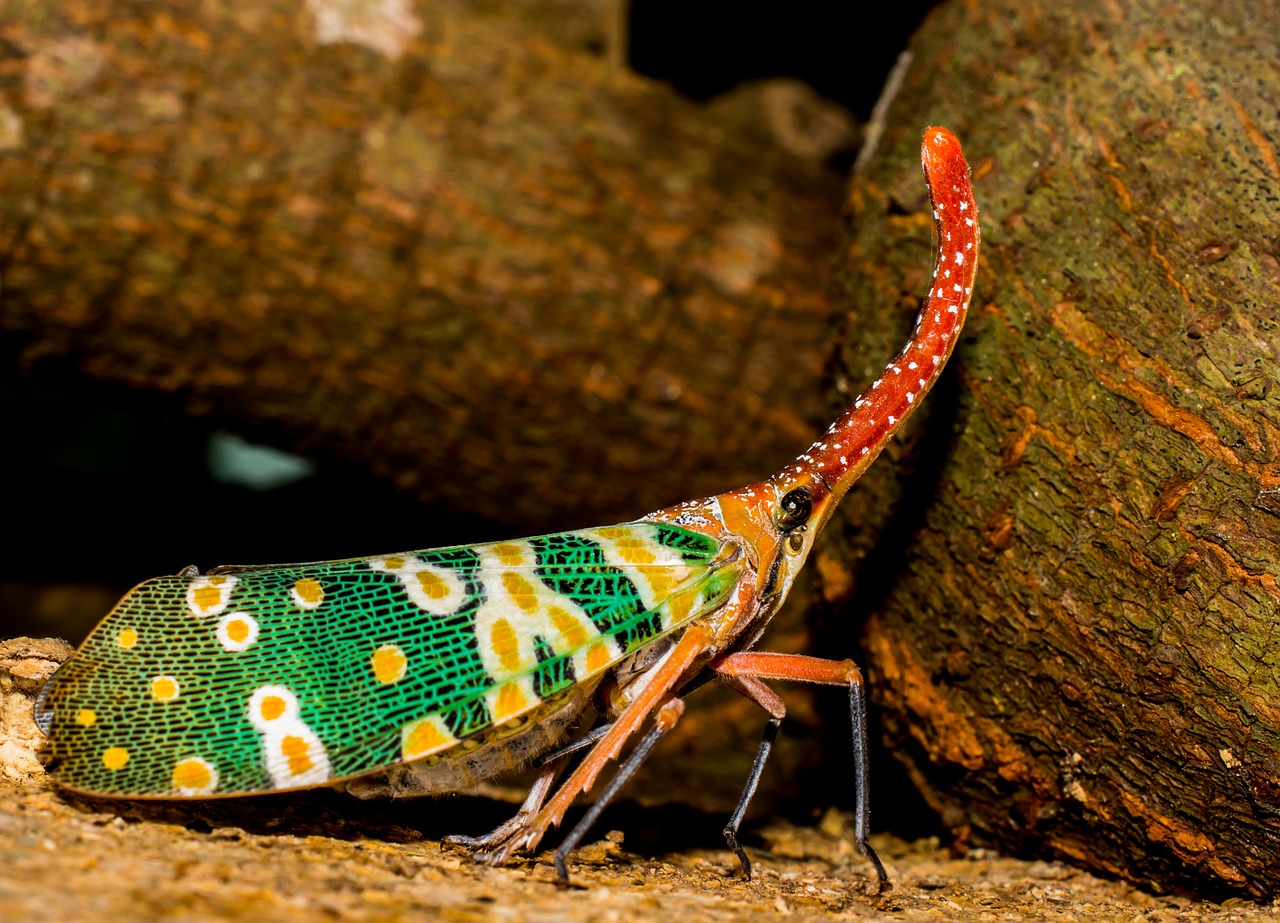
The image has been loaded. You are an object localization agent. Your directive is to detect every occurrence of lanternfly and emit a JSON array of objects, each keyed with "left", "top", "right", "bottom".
[{"left": 36, "top": 127, "right": 979, "bottom": 892}]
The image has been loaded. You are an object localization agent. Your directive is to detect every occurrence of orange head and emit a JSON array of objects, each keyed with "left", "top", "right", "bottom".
[{"left": 648, "top": 127, "right": 980, "bottom": 646}]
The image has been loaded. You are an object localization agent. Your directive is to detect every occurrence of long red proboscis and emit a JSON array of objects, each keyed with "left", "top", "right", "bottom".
[{"left": 805, "top": 126, "right": 979, "bottom": 499}]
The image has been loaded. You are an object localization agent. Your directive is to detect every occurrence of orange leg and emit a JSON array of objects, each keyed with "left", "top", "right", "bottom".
[
  {"left": 477, "top": 620, "right": 715, "bottom": 870},
  {"left": 550, "top": 696, "right": 686, "bottom": 879},
  {"left": 712, "top": 651, "right": 889, "bottom": 893}
]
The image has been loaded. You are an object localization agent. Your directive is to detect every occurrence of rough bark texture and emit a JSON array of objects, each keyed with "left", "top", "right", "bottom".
[
  {"left": 0, "top": 0, "right": 845, "bottom": 529},
  {"left": 820, "top": 0, "right": 1280, "bottom": 901}
]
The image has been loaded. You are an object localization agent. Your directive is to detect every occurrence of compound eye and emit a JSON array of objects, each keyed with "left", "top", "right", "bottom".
[{"left": 776, "top": 487, "right": 812, "bottom": 532}]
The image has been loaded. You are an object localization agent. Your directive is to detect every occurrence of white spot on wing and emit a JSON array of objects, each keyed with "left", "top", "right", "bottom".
[
  {"left": 186, "top": 575, "right": 238, "bottom": 618},
  {"left": 247, "top": 685, "right": 331, "bottom": 788},
  {"left": 215, "top": 612, "right": 260, "bottom": 652}
]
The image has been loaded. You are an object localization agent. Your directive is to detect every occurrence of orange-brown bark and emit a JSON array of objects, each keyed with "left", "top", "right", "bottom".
[{"left": 0, "top": 1, "right": 845, "bottom": 529}]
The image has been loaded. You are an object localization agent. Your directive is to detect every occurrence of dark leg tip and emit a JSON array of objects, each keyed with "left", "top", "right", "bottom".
[
  {"left": 722, "top": 826, "right": 753, "bottom": 880},
  {"left": 860, "top": 841, "right": 890, "bottom": 896}
]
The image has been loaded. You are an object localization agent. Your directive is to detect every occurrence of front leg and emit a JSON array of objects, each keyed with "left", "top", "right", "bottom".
[
  {"left": 714, "top": 673, "right": 786, "bottom": 879},
  {"left": 471, "top": 621, "right": 717, "bottom": 876},
  {"left": 712, "top": 652, "right": 890, "bottom": 893}
]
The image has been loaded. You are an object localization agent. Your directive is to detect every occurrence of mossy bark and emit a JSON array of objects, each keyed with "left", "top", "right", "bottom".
[{"left": 823, "top": 0, "right": 1280, "bottom": 900}]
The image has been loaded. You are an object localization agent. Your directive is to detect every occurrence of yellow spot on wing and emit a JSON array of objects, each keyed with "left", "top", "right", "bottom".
[
  {"left": 490, "top": 619, "right": 522, "bottom": 673},
  {"left": 281, "top": 735, "right": 313, "bottom": 775},
  {"left": 502, "top": 572, "right": 538, "bottom": 612},
  {"left": 216, "top": 612, "right": 260, "bottom": 652},
  {"left": 615, "top": 536, "right": 657, "bottom": 565},
  {"left": 492, "top": 683, "right": 528, "bottom": 723},
  {"left": 261, "top": 695, "right": 287, "bottom": 721},
  {"left": 117, "top": 628, "right": 138, "bottom": 650},
  {"left": 665, "top": 588, "right": 695, "bottom": 624},
  {"left": 585, "top": 641, "right": 611, "bottom": 674},
  {"left": 103, "top": 747, "right": 129, "bottom": 771},
  {"left": 76, "top": 709, "right": 96, "bottom": 727},
  {"left": 414, "top": 570, "right": 449, "bottom": 599},
  {"left": 371, "top": 644, "right": 408, "bottom": 684},
  {"left": 172, "top": 758, "right": 216, "bottom": 793},
  {"left": 384, "top": 556, "right": 406, "bottom": 570},
  {"left": 187, "top": 574, "right": 238, "bottom": 618},
  {"left": 493, "top": 543, "right": 525, "bottom": 566},
  {"left": 402, "top": 716, "right": 455, "bottom": 760},
  {"left": 291, "top": 578, "right": 324, "bottom": 609},
  {"left": 548, "top": 606, "right": 589, "bottom": 648},
  {"left": 193, "top": 585, "right": 222, "bottom": 609},
  {"left": 151, "top": 676, "right": 179, "bottom": 702}
]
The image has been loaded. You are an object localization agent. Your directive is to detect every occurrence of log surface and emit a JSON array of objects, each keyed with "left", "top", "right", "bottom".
[
  {"left": 0, "top": 0, "right": 844, "bottom": 529},
  {"left": 821, "top": 0, "right": 1280, "bottom": 900}
]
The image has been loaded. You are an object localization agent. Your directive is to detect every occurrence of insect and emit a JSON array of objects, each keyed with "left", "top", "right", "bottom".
[{"left": 36, "top": 127, "right": 978, "bottom": 891}]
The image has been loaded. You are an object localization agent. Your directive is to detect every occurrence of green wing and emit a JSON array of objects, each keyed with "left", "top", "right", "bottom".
[{"left": 40, "top": 522, "right": 739, "bottom": 798}]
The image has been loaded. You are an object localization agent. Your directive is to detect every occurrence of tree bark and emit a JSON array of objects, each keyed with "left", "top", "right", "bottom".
[
  {"left": 0, "top": 0, "right": 845, "bottom": 529},
  {"left": 822, "top": 0, "right": 1280, "bottom": 900}
]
